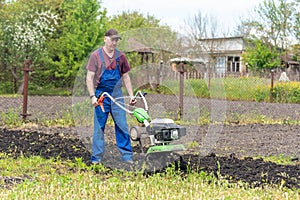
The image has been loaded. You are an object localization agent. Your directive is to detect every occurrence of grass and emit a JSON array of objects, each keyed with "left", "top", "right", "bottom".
[
  {"left": 1, "top": 77, "right": 299, "bottom": 103},
  {"left": 157, "top": 77, "right": 300, "bottom": 103},
  {"left": 0, "top": 156, "right": 299, "bottom": 200},
  {"left": 256, "top": 154, "right": 299, "bottom": 165}
]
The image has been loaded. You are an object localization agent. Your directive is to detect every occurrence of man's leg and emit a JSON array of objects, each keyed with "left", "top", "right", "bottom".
[
  {"left": 91, "top": 106, "right": 109, "bottom": 163},
  {"left": 111, "top": 105, "right": 133, "bottom": 161}
]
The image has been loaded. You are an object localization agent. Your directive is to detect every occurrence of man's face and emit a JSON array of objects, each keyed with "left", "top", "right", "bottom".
[{"left": 104, "top": 36, "right": 119, "bottom": 51}]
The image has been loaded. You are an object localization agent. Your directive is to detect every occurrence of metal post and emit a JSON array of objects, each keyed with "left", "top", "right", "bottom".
[
  {"left": 208, "top": 64, "right": 211, "bottom": 90},
  {"left": 159, "top": 60, "right": 163, "bottom": 85},
  {"left": 21, "top": 59, "right": 31, "bottom": 121},
  {"left": 270, "top": 70, "right": 275, "bottom": 102}
]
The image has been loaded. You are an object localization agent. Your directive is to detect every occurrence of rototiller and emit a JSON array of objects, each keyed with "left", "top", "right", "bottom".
[{"left": 97, "top": 91, "right": 186, "bottom": 165}]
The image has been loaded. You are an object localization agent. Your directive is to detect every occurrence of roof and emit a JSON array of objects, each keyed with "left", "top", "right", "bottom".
[
  {"left": 169, "top": 57, "right": 206, "bottom": 64},
  {"left": 125, "top": 38, "right": 154, "bottom": 53},
  {"left": 198, "top": 36, "right": 246, "bottom": 52}
]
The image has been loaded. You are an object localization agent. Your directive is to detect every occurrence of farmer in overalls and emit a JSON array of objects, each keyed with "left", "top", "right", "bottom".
[{"left": 86, "top": 29, "right": 136, "bottom": 164}]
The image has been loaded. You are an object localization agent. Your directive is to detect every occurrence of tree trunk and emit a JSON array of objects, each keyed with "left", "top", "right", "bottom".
[{"left": 10, "top": 66, "right": 23, "bottom": 94}]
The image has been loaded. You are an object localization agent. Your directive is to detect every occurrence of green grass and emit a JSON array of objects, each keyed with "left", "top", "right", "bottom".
[
  {"left": 0, "top": 108, "right": 23, "bottom": 128},
  {"left": 1, "top": 77, "right": 299, "bottom": 103},
  {"left": 0, "top": 156, "right": 299, "bottom": 200},
  {"left": 256, "top": 154, "right": 299, "bottom": 165},
  {"left": 157, "top": 77, "right": 300, "bottom": 103},
  {"left": 0, "top": 107, "right": 75, "bottom": 129}
]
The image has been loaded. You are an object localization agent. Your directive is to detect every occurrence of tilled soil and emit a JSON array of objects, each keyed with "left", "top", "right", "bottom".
[{"left": 0, "top": 125, "right": 299, "bottom": 189}]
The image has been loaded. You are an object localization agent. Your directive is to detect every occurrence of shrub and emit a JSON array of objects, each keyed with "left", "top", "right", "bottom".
[
  {"left": 0, "top": 82, "right": 14, "bottom": 94},
  {"left": 272, "top": 82, "right": 300, "bottom": 103}
]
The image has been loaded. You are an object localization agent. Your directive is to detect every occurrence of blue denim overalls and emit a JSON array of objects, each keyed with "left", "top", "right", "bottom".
[{"left": 90, "top": 48, "right": 132, "bottom": 162}]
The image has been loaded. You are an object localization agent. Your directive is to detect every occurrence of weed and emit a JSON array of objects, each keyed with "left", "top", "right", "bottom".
[{"left": 0, "top": 108, "right": 23, "bottom": 128}]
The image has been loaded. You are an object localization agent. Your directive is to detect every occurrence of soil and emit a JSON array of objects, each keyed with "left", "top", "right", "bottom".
[
  {"left": 0, "top": 95, "right": 299, "bottom": 189},
  {"left": 0, "top": 124, "right": 299, "bottom": 190}
]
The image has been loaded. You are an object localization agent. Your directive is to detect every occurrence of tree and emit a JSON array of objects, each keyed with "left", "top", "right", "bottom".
[
  {"left": 44, "top": 0, "right": 107, "bottom": 88},
  {"left": 292, "top": 0, "right": 300, "bottom": 42},
  {"left": 183, "top": 10, "right": 231, "bottom": 79},
  {"left": 242, "top": 39, "right": 281, "bottom": 75},
  {"left": 184, "top": 11, "right": 220, "bottom": 54},
  {"left": 107, "top": 11, "right": 160, "bottom": 33},
  {"left": 237, "top": 0, "right": 299, "bottom": 75},
  {"left": 0, "top": 0, "right": 59, "bottom": 93},
  {"left": 240, "top": 0, "right": 298, "bottom": 47}
]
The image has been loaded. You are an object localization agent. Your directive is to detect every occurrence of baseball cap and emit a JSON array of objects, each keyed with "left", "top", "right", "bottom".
[{"left": 105, "top": 29, "right": 122, "bottom": 40}]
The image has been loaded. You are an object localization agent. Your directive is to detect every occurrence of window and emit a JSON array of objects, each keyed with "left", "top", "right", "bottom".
[
  {"left": 227, "top": 56, "right": 240, "bottom": 72},
  {"left": 216, "top": 57, "right": 226, "bottom": 74}
]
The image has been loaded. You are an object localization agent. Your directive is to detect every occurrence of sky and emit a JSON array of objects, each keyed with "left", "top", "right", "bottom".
[{"left": 102, "top": 0, "right": 263, "bottom": 35}]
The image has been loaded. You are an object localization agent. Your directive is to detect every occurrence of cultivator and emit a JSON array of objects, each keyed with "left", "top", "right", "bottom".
[{"left": 97, "top": 91, "right": 187, "bottom": 168}]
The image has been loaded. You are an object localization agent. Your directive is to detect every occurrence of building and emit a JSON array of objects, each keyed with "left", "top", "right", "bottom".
[{"left": 198, "top": 36, "right": 247, "bottom": 77}]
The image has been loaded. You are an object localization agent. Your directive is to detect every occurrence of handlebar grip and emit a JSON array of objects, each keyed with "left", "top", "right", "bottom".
[{"left": 97, "top": 94, "right": 105, "bottom": 112}]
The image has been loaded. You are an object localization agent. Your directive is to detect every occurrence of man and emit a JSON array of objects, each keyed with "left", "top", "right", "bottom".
[{"left": 86, "top": 29, "right": 136, "bottom": 164}]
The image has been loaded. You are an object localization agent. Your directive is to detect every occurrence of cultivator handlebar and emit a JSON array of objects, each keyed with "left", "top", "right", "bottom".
[{"left": 97, "top": 91, "right": 151, "bottom": 126}]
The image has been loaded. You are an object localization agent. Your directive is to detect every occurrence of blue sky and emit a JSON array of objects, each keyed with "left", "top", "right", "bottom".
[{"left": 102, "top": 0, "right": 263, "bottom": 34}]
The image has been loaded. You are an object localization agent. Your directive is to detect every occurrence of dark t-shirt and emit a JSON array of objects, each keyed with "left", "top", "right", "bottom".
[{"left": 86, "top": 48, "right": 130, "bottom": 88}]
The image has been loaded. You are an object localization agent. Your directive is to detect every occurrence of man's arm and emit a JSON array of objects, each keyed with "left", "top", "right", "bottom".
[{"left": 86, "top": 70, "right": 98, "bottom": 107}]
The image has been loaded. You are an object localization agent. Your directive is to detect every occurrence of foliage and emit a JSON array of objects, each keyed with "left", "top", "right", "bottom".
[
  {"left": 27, "top": 84, "right": 71, "bottom": 96},
  {"left": 0, "top": 0, "right": 108, "bottom": 92},
  {"left": 0, "top": 2, "right": 172, "bottom": 95},
  {"left": 72, "top": 98, "right": 93, "bottom": 126},
  {"left": 291, "top": 44, "right": 300, "bottom": 61},
  {"left": 0, "top": 81, "right": 14, "bottom": 94},
  {"left": 239, "top": 0, "right": 299, "bottom": 74},
  {"left": 44, "top": 0, "right": 107, "bottom": 89},
  {"left": 108, "top": 11, "right": 161, "bottom": 33},
  {"left": 272, "top": 81, "right": 300, "bottom": 103},
  {"left": 258, "top": 154, "right": 299, "bottom": 165},
  {"left": 3, "top": 10, "right": 58, "bottom": 54},
  {"left": 0, "top": 0, "right": 60, "bottom": 93},
  {"left": 293, "top": 1, "right": 300, "bottom": 41},
  {"left": 244, "top": 0, "right": 298, "bottom": 47},
  {"left": 242, "top": 39, "right": 281, "bottom": 74}
]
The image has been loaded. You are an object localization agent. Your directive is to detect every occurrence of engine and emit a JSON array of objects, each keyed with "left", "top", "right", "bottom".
[
  {"left": 146, "top": 118, "right": 186, "bottom": 142},
  {"left": 130, "top": 118, "right": 186, "bottom": 145}
]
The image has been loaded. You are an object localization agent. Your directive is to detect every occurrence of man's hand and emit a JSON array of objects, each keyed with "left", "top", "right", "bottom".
[
  {"left": 129, "top": 97, "right": 137, "bottom": 105},
  {"left": 91, "top": 96, "right": 98, "bottom": 107}
]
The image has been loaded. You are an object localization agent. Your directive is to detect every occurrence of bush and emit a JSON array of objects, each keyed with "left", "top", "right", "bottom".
[
  {"left": 0, "top": 82, "right": 14, "bottom": 94},
  {"left": 272, "top": 82, "right": 300, "bottom": 103}
]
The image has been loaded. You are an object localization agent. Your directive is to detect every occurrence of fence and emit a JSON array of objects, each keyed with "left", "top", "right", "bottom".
[{"left": 0, "top": 63, "right": 299, "bottom": 126}]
